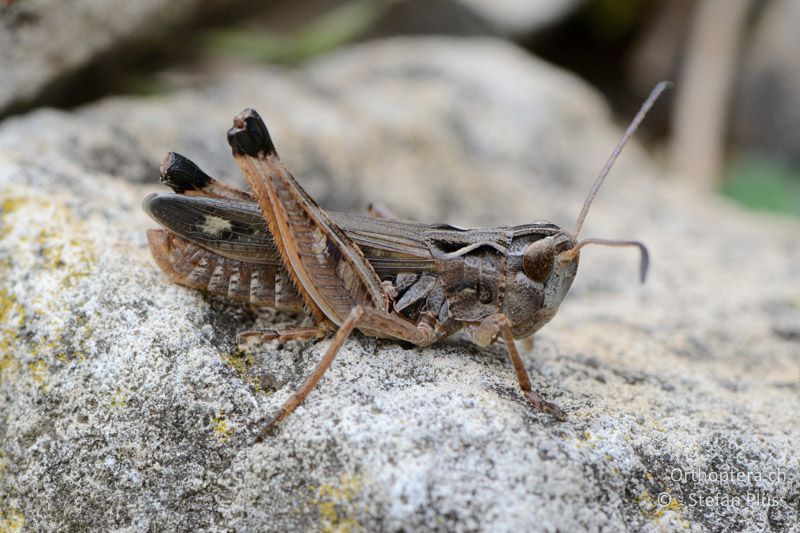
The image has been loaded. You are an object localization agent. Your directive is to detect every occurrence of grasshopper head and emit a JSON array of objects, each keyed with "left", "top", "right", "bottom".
[
  {"left": 504, "top": 227, "right": 579, "bottom": 338},
  {"left": 504, "top": 81, "right": 670, "bottom": 338},
  {"left": 505, "top": 215, "right": 648, "bottom": 339}
]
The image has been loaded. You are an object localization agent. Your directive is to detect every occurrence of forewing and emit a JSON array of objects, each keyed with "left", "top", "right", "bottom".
[
  {"left": 144, "top": 193, "right": 280, "bottom": 264},
  {"left": 143, "top": 193, "right": 437, "bottom": 275}
]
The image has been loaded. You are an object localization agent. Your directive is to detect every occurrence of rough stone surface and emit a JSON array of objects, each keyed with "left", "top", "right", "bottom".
[
  {"left": 1, "top": 38, "right": 798, "bottom": 532},
  {"left": 0, "top": 0, "right": 232, "bottom": 116}
]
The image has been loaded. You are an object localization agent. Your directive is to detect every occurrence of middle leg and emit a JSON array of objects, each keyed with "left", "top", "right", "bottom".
[
  {"left": 238, "top": 326, "right": 327, "bottom": 346},
  {"left": 471, "top": 314, "right": 566, "bottom": 420}
]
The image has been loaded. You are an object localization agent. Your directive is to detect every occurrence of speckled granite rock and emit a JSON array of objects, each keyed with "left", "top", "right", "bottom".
[{"left": 0, "top": 38, "right": 798, "bottom": 532}]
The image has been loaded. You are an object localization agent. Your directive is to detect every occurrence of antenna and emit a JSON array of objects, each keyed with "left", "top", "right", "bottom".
[
  {"left": 572, "top": 81, "right": 672, "bottom": 237},
  {"left": 559, "top": 238, "right": 649, "bottom": 283},
  {"left": 558, "top": 82, "right": 671, "bottom": 284}
]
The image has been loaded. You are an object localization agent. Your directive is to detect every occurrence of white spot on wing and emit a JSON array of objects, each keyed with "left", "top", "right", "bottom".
[{"left": 200, "top": 215, "right": 232, "bottom": 237}]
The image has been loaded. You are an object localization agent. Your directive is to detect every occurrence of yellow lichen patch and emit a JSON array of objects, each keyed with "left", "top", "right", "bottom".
[
  {"left": 221, "top": 352, "right": 263, "bottom": 393},
  {"left": 110, "top": 388, "right": 127, "bottom": 408},
  {"left": 574, "top": 430, "right": 597, "bottom": 449},
  {"left": 0, "top": 196, "right": 29, "bottom": 239},
  {"left": 28, "top": 359, "right": 47, "bottom": 391},
  {"left": 33, "top": 226, "right": 95, "bottom": 287},
  {"left": 0, "top": 185, "right": 96, "bottom": 298},
  {"left": 222, "top": 352, "right": 249, "bottom": 377},
  {"left": 0, "top": 288, "right": 25, "bottom": 382},
  {"left": 1, "top": 196, "right": 28, "bottom": 212},
  {"left": 653, "top": 492, "right": 682, "bottom": 520},
  {"left": 0, "top": 185, "right": 98, "bottom": 383},
  {"left": 0, "top": 508, "right": 25, "bottom": 533},
  {"left": 0, "top": 288, "right": 25, "bottom": 329},
  {"left": 636, "top": 490, "right": 653, "bottom": 510},
  {"left": 0, "top": 353, "right": 20, "bottom": 378},
  {"left": 31, "top": 329, "right": 85, "bottom": 369},
  {"left": 312, "top": 474, "right": 365, "bottom": 533},
  {"left": 212, "top": 411, "right": 234, "bottom": 441},
  {"left": 637, "top": 489, "right": 685, "bottom": 524}
]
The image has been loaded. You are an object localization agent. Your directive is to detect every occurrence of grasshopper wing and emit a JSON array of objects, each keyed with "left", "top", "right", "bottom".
[
  {"left": 143, "top": 193, "right": 436, "bottom": 273},
  {"left": 227, "top": 109, "right": 388, "bottom": 327}
]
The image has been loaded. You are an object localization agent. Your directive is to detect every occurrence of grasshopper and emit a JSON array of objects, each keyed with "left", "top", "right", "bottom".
[{"left": 144, "top": 82, "right": 669, "bottom": 439}]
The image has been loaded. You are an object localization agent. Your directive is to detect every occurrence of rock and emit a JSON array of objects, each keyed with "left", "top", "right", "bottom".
[
  {"left": 733, "top": 0, "right": 800, "bottom": 168},
  {"left": 0, "top": 0, "right": 233, "bottom": 117},
  {"left": 1, "top": 37, "right": 798, "bottom": 531},
  {"left": 0, "top": 0, "right": 582, "bottom": 118}
]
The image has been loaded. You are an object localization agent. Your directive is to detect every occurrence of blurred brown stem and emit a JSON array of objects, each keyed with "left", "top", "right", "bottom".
[{"left": 671, "top": 0, "right": 755, "bottom": 190}]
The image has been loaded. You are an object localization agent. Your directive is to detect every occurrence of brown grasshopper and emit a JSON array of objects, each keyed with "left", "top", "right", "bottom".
[{"left": 144, "top": 82, "right": 670, "bottom": 439}]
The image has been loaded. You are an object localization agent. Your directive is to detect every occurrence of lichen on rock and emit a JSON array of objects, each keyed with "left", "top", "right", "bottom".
[{"left": 0, "top": 184, "right": 97, "bottom": 393}]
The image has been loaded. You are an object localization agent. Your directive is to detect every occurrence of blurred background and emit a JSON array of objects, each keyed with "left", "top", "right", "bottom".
[{"left": 1, "top": 0, "right": 799, "bottom": 218}]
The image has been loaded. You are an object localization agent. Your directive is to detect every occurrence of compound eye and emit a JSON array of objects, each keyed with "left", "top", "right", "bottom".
[{"left": 523, "top": 238, "right": 555, "bottom": 283}]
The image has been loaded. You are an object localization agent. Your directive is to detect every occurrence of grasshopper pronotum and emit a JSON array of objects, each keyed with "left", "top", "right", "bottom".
[{"left": 144, "top": 82, "right": 670, "bottom": 439}]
